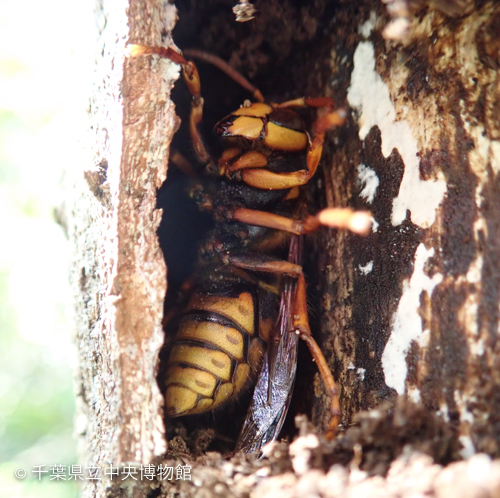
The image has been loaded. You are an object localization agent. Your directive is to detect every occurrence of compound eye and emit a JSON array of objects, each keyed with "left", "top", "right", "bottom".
[
  {"left": 214, "top": 103, "right": 273, "bottom": 138},
  {"left": 268, "top": 108, "right": 305, "bottom": 132}
]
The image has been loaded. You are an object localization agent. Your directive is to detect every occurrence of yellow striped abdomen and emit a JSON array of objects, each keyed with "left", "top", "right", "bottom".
[{"left": 165, "top": 290, "right": 265, "bottom": 416}]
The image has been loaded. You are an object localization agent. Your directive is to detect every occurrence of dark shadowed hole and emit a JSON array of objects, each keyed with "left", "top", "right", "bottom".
[{"left": 156, "top": 0, "right": 343, "bottom": 455}]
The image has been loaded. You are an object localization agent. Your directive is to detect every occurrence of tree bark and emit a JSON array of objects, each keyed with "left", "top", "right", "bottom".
[
  {"left": 68, "top": 0, "right": 500, "bottom": 496},
  {"left": 68, "top": 1, "right": 178, "bottom": 496},
  {"left": 327, "top": 0, "right": 500, "bottom": 458}
]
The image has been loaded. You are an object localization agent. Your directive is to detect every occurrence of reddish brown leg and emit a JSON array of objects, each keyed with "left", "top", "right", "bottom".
[
  {"left": 130, "top": 45, "right": 211, "bottom": 165},
  {"left": 224, "top": 265, "right": 281, "bottom": 295},
  {"left": 227, "top": 208, "right": 304, "bottom": 235},
  {"left": 239, "top": 109, "right": 347, "bottom": 190},
  {"left": 169, "top": 150, "right": 198, "bottom": 179},
  {"left": 292, "top": 274, "right": 341, "bottom": 439},
  {"left": 226, "top": 252, "right": 341, "bottom": 438},
  {"left": 225, "top": 253, "right": 303, "bottom": 278},
  {"left": 273, "top": 96, "right": 335, "bottom": 109},
  {"left": 306, "top": 109, "right": 347, "bottom": 178},
  {"left": 217, "top": 148, "right": 242, "bottom": 175},
  {"left": 181, "top": 61, "right": 212, "bottom": 165},
  {"left": 240, "top": 169, "right": 311, "bottom": 190},
  {"left": 130, "top": 45, "right": 268, "bottom": 167},
  {"left": 304, "top": 208, "right": 373, "bottom": 235},
  {"left": 225, "top": 206, "right": 372, "bottom": 236}
]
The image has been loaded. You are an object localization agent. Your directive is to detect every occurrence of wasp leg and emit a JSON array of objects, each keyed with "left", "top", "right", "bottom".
[
  {"left": 226, "top": 265, "right": 281, "bottom": 295},
  {"left": 292, "top": 273, "right": 341, "bottom": 440},
  {"left": 130, "top": 44, "right": 212, "bottom": 165},
  {"left": 225, "top": 207, "right": 372, "bottom": 236},
  {"left": 225, "top": 253, "right": 303, "bottom": 278},
  {"left": 217, "top": 148, "right": 242, "bottom": 175},
  {"left": 226, "top": 252, "right": 341, "bottom": 439},
  {"left": 240, "top": 169, "right": 311, "bottom": 190},
  {"left": 306, "top": 109, "right": 347, "bottom": 179},
  {"left": 223, "top": 151, "right": 268, "bottom": 174},
  {"left": 170, "top": 150, "right": 199, "bottom": 179},
  {"left": 304, "top": 208, "right": 373, "bottom": 235},
  {"left": 181, "top": 61, "right": 213, "bottom": 165},
  {"left": 239, "top": 109, "right": 347, "bottom": 190},
  {"left": 226, "top": 208, "right": 304, "bottom": 235}
]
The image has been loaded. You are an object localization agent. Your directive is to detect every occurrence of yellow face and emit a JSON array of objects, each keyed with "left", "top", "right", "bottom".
[{"left": 215, "top": 103, "right": 309, "bottom": 152}]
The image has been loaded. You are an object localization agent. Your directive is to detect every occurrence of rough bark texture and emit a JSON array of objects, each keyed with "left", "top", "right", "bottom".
[
  {"left": 68, "top": 1, "right": 179, "bottom": 496},
  {"left": 335, "top": 0, "right": 500, "bottom": 458},
  {"left": 68, "top": 0, "right": 500, "bottom": 496}
]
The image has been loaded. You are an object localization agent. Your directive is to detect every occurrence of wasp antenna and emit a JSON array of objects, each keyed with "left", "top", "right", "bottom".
[
  {"left": 325, "top": 108, "right": 347, "bottom": 127},
  {"left": 304, "top": 97, "right": 336, "bottom": 108},
  {"left": 183, "top": 48, "right": 265, "bottom": 102},
  {"left": 312, "top": 109, "right": 347, "bottom": 138},
  {"left": 129, "top": 44, "right": 188, "bottom": 65},
  {"left": 129, "top": 44, "right": 149, "bottom": 57}
]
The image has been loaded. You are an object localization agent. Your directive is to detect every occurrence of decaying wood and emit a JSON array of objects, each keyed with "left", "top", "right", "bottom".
[
  {"left": 320, "top": 0, "right": 500, "bottom": 458},
  {"left": 67, "top": 0, "right": 500, "bottom": 496}
]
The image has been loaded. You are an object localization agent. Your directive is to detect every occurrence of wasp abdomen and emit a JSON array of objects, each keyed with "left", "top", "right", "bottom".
[{"left": 165, "top": 290, "right": 264, "bottom": 417}]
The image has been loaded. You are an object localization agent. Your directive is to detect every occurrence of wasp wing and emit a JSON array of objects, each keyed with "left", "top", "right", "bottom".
[{"left": 236, "top": 234, "right": 303, "bottom": 454}]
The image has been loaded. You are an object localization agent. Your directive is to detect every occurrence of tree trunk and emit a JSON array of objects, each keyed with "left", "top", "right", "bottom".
[
  {"left": 68, "top": 1, "right": 178, "bottom": 496},
  {"left": 68, "top": 0, "right": 500, "bottom": 496}
]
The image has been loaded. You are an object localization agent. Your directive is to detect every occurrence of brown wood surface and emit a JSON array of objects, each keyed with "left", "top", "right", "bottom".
[{"left": 68, "top": 0, "right": 500, "bottom": 496}]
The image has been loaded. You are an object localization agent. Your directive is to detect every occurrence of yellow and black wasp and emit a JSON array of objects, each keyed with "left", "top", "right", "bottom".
[{"left": 131, "top": 43, "right": 371, "bottom": 453}]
